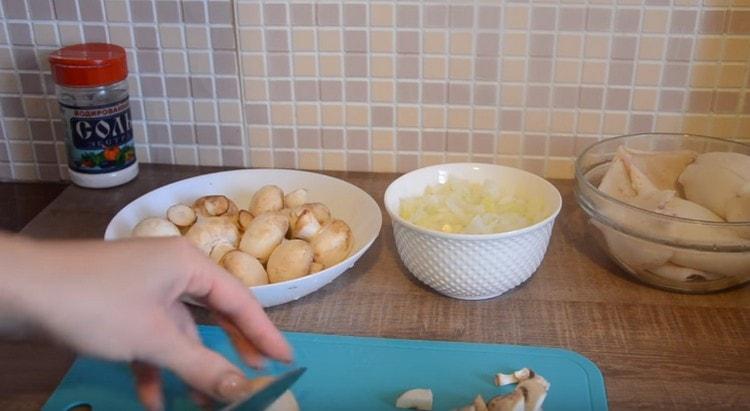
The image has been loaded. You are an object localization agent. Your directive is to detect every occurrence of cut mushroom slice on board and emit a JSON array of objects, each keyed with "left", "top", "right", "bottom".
[
  {"left": 458, "top": 394, "right": 490, "bottom": 411},
  {"left": 487, "top": 390, "right": 525, "bottom": 411},
  {"left": 494, "top": 368, "right": 532, "bottom": 386},
  {"left": 517, "top": 374, "right": 550, "bottom": 411},
  {"left": 395, "top": 388, "right": 433, "bottom": 410}
]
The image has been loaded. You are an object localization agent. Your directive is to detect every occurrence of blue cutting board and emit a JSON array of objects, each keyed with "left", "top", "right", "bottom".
[{"left": 43, "top": 325, "right": 607, "bottom": 411}]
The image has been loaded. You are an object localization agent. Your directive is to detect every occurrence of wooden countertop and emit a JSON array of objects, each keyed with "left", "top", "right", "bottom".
[{"left": 2, "top": 164, "right": 749, "bottom": 410}]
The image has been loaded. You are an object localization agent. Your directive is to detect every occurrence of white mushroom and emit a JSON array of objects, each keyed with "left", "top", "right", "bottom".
[
  {"left": 395, "top": 388, "right": 432, "bottom": 410},
  {"left": 310, "top": 219, "right": 353, "bottom": 268},
  {"left": 249, "top": 185, "right": 284, "bottom": 216},
  {"left": 495, "top": 368, "right": 532, "bottom": 386},
  {"left": 132, "top": 217, "right": 181, "bottom": 238},
  {"left": 238, "top": 209, "right": 253, "bottom": 231},
  {"left": 291, "top": 208, "right": 322, "bottom": 241},
  {"left": 221, "top": 250, "right": 269, "bottom": 287},
  {"left": 209, "top": 243, "right": 235, "bottom": 264},
  {"left": 516, "top": 374, "right": 550, "bottom": 411},
  {"left": 293, "top": 202, "right": 332, "bottom": 225},
  {"left": 309, "top": 262, "right": 324, "bottom": 275},
  {"left": 284, "top": 188, "right": 307, "bottom": 209},
  {"left": 238, "top": 211, "right": 289, "bottom": 263},
  {"left": 166, "top": 204, "right": 196, "bottom": 228},
  {"left": 487, "top": 391, "right": 525, "bottom": 411},
  {"left": 184, "top": 218, "right": 240, "bottom": 255},
  {"left": 266, "top": 239, "right": 314, "bottom": 283},
  {"left": 193, "top": 195, "right": 238, "bottom": 218}
]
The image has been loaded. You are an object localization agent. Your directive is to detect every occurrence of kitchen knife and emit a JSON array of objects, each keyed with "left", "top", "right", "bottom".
[{"left": 218, "top": 367, "right": 306, "bottom": 411}]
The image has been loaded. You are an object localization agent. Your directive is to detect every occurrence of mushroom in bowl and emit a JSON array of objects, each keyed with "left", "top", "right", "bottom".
[
  {"left": 105, "top": 169, "right": 382, "bottom": 307},
  {"left": 384, "top": 163, "right": 562, "bottom": 300}
]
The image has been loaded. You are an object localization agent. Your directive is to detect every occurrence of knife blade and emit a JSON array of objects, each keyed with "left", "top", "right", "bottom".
[{"left": 218, "top": 367, "right": 306, "bottom": 411}]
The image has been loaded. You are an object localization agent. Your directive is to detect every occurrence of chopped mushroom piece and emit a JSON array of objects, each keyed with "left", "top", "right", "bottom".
[
  {"left": 229, "top": 375, "right": 299, "bottom": 411},
  {"left": 396, "top": 388, "right": 433, "bottom": 410},
  {"left": 166, "top": 204, "right": 196, "bottom": 227},
  {"left": 494, "top": 368, "right": 532, "bottom": 386},
  {"left": 516, "top": 374, "right": 549, "bottom": 411},
  {"left": 458, "top": 395, "right": 489, "bottom": 411},
  {"left": 132, "top": 217, "right": 181, "bottom": 238},
  {"left": 487, "top": 391, "right": 524, "bottom": 411}
]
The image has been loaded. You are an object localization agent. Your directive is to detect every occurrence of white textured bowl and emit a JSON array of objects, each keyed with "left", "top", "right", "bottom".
[
  {"left": 384, "top": 163, "right": 562, "bottom": 300},
  {"left": 105, "top": 169, "right": 382, "bottom": 307}
]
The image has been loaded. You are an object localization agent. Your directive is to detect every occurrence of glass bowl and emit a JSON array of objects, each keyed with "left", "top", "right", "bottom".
[{"left": 575, "top": 133, "right": 750, "bottom": 293}]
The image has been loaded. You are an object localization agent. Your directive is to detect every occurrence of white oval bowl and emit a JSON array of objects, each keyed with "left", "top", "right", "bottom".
[
  {"left": 384, "top": 163, "right": 562, "bottom": 300},
  {"left": 105, "top": 169, "right": 382, "bottom": 307}
]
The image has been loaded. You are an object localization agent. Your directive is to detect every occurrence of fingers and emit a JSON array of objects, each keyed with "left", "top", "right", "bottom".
[
  {"left": 144, "top": 320, "right": 251, "bottom": 403},
  {"left": 215, "top": 314, "right": 266, "bottom": 369},
  {"left": 131, "top": 361, "right": 163, "bottom": 411},
  {"left": 183, "top": 251, "right": 292, "bottom": 364}
]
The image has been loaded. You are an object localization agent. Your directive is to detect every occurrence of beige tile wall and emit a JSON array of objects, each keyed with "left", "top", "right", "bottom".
[{"left": 0, "top": 0, "right": 748, "bottom": 181}]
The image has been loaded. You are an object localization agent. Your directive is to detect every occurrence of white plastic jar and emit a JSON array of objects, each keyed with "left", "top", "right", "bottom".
[{"left": 48, "top": 43, "right": 138, "bottom": 188}]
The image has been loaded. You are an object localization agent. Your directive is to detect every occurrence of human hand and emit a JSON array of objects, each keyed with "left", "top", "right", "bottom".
[{"left": 0, "top": 235, "right": 292, "bottom": 410}]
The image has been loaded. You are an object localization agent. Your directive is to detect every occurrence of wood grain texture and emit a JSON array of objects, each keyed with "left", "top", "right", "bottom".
[{"left": 2, "top": 164, "right": 748, "bottom": 410}]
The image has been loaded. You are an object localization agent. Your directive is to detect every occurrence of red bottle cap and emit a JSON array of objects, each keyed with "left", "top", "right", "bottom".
[{"left": 48, "top": 43, "right": 128, "bottom": 87}]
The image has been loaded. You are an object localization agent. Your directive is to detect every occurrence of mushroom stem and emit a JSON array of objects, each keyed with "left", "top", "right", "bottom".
[{"left": 494, "top": 368, "right": 532, "bottom": 386}]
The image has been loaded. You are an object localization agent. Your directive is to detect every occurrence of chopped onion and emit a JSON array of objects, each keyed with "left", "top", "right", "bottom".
[{"left": 399, "top": 177, "right": 546, "bottom": 234}]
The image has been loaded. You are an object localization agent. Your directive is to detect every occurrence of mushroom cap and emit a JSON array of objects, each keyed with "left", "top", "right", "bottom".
[
  {"left": 192, "top": 196, "right": 240, "bottom": 231},
  {"left": 222, "top": 250, "right": 269, "bottom": 287},
  {"left": 249, "top": 185, "right": 284, "bottom": 216},
  {"left": 293, "top": 203, "right": 331, "bottom": 225},
  {"left": 184, "top": 218, "right": 240, "bottom": 254},
  {"left": 267, "top": 239, "right": 314, "bottom": 283},
  {"left": 283, "top": 188, "right": 307, "bottom": 209},
  {"left": 310, "top": 219, "right": 353, "bottom": 268},
  {"left": 209, "top": 243, "right": 235, "bottom": 264},
  {"left": 132, "top": 217, "right": 181, "bottom": 238},
  {"left": 238, "top": 209, "right": 254, "bottom": 231},
  {"left": 290, "top": 208, "right": 322, "bottom": 241},
  {"left": 238, "top": 211, "right": 289, "bottom": 263}
]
